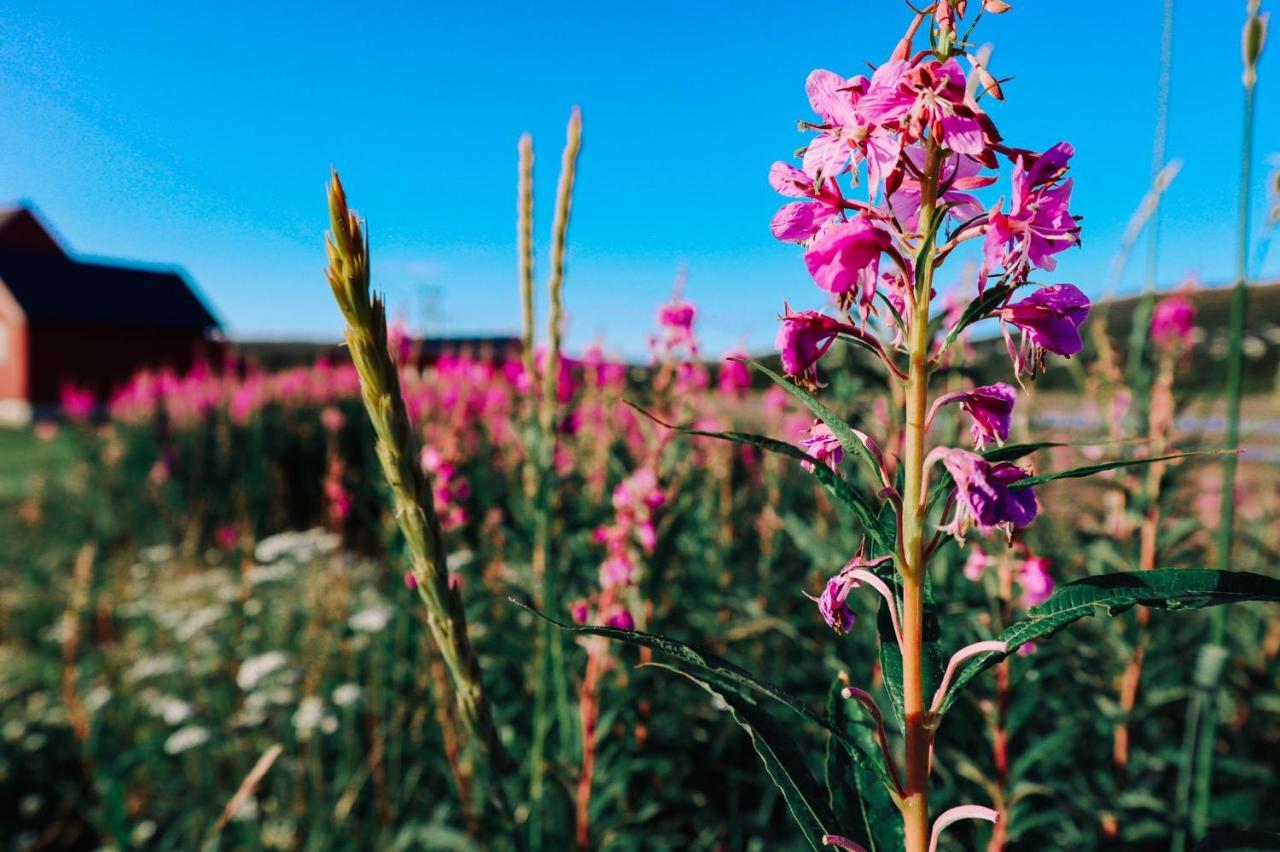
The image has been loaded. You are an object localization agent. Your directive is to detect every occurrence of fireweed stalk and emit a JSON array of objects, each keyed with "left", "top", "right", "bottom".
[
  {"left": 323, "top": 174, "right": 519, "bottom": 837},
  {"left": 771, "top": 3, "right": 1085, "bottom": 847}
]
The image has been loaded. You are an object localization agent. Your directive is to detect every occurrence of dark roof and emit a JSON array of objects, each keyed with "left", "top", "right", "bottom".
[
  {"left": 0, "top": 207, "right": 67, "bottom": 257},
  {"left": 0, "top": 251, "right": 220, "bottom": 331}
]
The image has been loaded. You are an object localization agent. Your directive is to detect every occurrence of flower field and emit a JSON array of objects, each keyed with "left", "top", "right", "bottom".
[{"left": 3, "top": 2, "right": 1280, "bottom": 851}]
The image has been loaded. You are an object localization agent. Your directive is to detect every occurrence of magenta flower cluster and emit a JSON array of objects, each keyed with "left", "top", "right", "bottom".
[{"left": 763, "top": 5, "right": 1089, "bottom": 639}]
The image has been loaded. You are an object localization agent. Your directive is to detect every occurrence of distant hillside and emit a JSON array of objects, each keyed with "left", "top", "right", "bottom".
[{"left": 973, "top": 280, "right": 1280, "bottom": 392}]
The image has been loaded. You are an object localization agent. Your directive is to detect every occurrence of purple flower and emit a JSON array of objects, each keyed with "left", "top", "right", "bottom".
[
  {"left": 775, "top": 307, "right": 857, "bottom": 385},
  {"left": 1017, "top": 556, "right": 1054, "bottom": 608},
  {"left": 999, "top": 284, "right": 1091, "bottom": 377},
  {"left": 933, "top": 383, "right": 1016, "bottom": 448},
  {"left": 982, "top": 143, "right": 1080, "bottom": 281},
  {"left": 605, "top": 608, "right": 635, "bottom": 631},
  {"left": 938, "top": 448, "right": 1038, "bottom": 540},
  {"left": 818, "top": 577, "right": 856, "bottom": 634},
  {"left": 800, "top": 421, "right": 844, "bottom": 473}
]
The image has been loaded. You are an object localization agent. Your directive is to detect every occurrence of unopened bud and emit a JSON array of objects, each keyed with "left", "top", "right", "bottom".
[
  {"left": 1242, "top": 1, "right": 1268, "bottom": 88},
  {"left": 984, "top": 0, "right": 1012, "bottom": 12}
]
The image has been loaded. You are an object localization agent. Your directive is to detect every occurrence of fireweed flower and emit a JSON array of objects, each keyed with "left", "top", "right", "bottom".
[
  {"left": 812, "top": 551, "right": 896, "bottom": 636},
  {"left": 1017, "top": 555, "right": 1054, "bottom": 608},
  {"left": 982, "top": 143, "right": 1080, "bottom": 280},
  {"left": 998, "top": 284, "right": 1091, "bottom": 377},
  {"left": 818, "top": 577, "right": 856, "bottom": 634},
  {"left": 769, "top": 161, "right": 844, "bottom": 243},
  {"left": 858, "top": 56, "right": 999, "bottom": 159},
  {"left": 888, "top": 147, "right": 993, "bottom": 231},
  {"left": 930, "top": 382, "right": 1016, "bottom": 448},
  {"left": 775, "top": 307, "right": 857, "bottom": 385},
  {"left": 717, "top": 353, "right": 752, "bottom": 397},
  {"left": 963, "top": 548, "right": 990, "bottom": 581},
  {"left": 800, "top": 69, "right": 904, "bottom": 196},
  {"left": 803, "top": 219, "right": 892, "bottom": 315},
  {"left": 800, "top": 420, "right": 844, "bottom": 472},
  {"left": 934, "top": 448, "right": 1038, "bottom": 541},
  {"left": 1151, "top": 293, "right": 1196, "bottom": 353}
]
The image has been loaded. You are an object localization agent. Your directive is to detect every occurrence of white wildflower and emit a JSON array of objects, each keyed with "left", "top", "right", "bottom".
[
  {"left": 348, "top": 606, "right": 393, "bottom": 634},
  {"left": 245, "top": 563, "right": 296, "bottom": 586},
  {"left": 139, "top": 544, "right": 174, "bottom": 565},
  {"left": 124, "top": 654, "right": 182, "bottom": 684},
  {"left": 163, "top": 725, "right": 210, "bottom": 755},
  {"left": 332, "top": 683, "right": 362, "bottom": 707},
  {"left": 236, "top": 652, "right": 289, "bottom": 691}
]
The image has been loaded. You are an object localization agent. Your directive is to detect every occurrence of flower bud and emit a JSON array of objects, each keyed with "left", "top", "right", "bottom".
[
  {"left": 984, "top": 0, "right": 1011, "bottom": 12},
  {"left": 1242, "top": 1, "right": 1268, "bottom": 88}
]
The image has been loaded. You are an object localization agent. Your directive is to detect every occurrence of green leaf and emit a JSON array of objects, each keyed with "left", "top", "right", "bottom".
[
  {"left": 1191, "top": 830, "right": 1280, "bottom": 851},
  {"left": 741, "top": 359, "right": 887, "bottom": 485},
  {"left": 825, "top": 680, "right": 904, "bottom": 852},
  {"left": 516, "top": 602, "right": 899, "bottom": 793},
  {"left": 654, "top": 664, "right": 835, "bottom": 850},
  {"left": 938, "top": 282, "right": 1016, "bottom": 353},
  {"left": 877, "top": 594, "right": 944, "bottom": 726},
  {"left": 625, "top": 401, "right": 889, "bottom": 551},
  {"left": 1009, "top": 450, "right": 1234, "bottom": 489},
  {"left": 938, "top": 570, "right": 1280, "bottom": 713}
]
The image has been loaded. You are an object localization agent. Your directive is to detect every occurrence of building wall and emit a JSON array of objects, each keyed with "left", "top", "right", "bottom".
[
  {"left": 26, "top": 321, "right": 222, "bottom": 406},
  {"left": 0, "top": 285, "right": 27, "bottom": 405}
]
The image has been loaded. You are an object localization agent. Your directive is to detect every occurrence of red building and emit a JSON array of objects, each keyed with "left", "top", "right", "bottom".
[{"left": 0, "top": 206, "right": 221, "bottom": 422}]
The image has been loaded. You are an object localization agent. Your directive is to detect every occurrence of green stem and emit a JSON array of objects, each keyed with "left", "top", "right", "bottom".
[
  {"left": 1193, "top": 26, "right": 1259, "bottom": 839},
  {"left": 899, "top": 140, "right": 942, "bottom": 852}
]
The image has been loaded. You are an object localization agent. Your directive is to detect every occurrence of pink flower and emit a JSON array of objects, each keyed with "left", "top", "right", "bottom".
[
  {"left": 320, "top": 406, "right": 345, "bottom": 433},
  {"left": 1151, "top": 294, "right": 1196, "bottom": 352},
  {"left": 570, "top": 600, "right": 590, "bottom": 624},
  {"left": 604, "top": 608, "right": 635, "bottom": 631},
  {"left": 718, "top": 353, "right": 752, "bottom": 397},
  {"left": 59, "top": 384, "right": 96, "bottom": 421},
  {"left": 859, "top": 57, "right": 998, "bottom": 159},
  {"left": 818, "top": 577, "right": 856, "bottom": 634},
  {"left": 962, "top": 549, "right": 990, "bottom": 581},
  {"left": 937, "top": 448, "right": 1038, "bottom": 540},
  {"left": 983, "top": 143, "right": 1080, "bottom": 280},
  {"left": 888, "top": 147, "right": 993, "bottom": 231},
  {"left": 799, "top": 421, "right": 844, "bottom": 473},
  {"left": 798, "top": 69, "right": 902, "bottom": 195},
  {"left": 999, "top": 284, "right": 1091, "bottom": 377},
  {"left": 214, "top": 523, "right": 239, "bottom": 550},
  {"left": 769, "top": 162, "right": 844, "bottom": 242},
  {"left": 802, "top": 218, "right": 891, "bottom": 316},
  {"left": 932, "top": 383, "right": 1016, "bottom": 448},
  {"left": 1018, "top": 556, "right": 1054, "bottom": 608},
  {"left": 774, "top": 307, "right": 856, "bottom": 385}
]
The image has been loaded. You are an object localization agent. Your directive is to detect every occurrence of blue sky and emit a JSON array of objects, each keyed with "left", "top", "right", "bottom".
[{"left": 0, "top": 1, "right": 1276, "bottom": 359}]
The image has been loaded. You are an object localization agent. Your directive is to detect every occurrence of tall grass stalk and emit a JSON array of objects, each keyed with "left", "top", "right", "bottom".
[
  {"left": 528, "top": 108, "right": 582, "bottom": 851},
  {"left": 1189, "top": 1, "right": 1266, "bottom": 839},
  {"left": 324, "top": 173, "right": 519, "bottom": 840},
  {"left": 1125, "top": 0, "right": 1177, "bottom": 402}
]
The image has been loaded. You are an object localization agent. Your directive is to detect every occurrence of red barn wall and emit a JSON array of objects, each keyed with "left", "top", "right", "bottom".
[
  {"left": 26, "top": 321, "right": 222, "bottom": 406},
  {"left": 0, "top": 287, "right": 26, "bottom": 402}
]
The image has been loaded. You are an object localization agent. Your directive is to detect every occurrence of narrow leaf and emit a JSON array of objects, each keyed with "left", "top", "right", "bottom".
[
  {"left": 626, "top": 401, "right": 889, "bottom": 550},
  {"left": 656, "top": 664, "right": 835, "bottom": 850},
  {"left": 939, "top": 569, "right": 1280, "bottom": 713},
  {"left": 741, "top": 359, "right": 888, "bottom": 485},
  {"left": 516, "top": 602, "right": 899, "bottom": 792},
  {"left": 1009, "top": 450, "right": 1236, "bottom": 489}
]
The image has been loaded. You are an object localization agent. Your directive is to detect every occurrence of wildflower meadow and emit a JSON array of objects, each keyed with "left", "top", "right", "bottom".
[{"left": 3, "top": 2, "right": 1280, "bottom": 850}]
